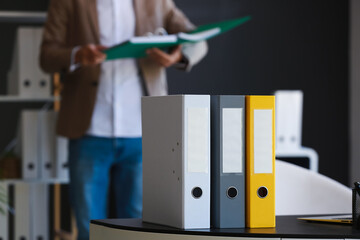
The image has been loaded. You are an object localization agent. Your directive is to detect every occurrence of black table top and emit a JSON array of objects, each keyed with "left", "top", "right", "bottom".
[{"left": 91, "top": 215, "right": 360, "bottom": 238}]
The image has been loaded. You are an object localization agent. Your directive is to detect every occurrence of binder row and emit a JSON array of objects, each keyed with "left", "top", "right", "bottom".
[
  {"left": 0, "top": 182, "right": 72, "bottom": 240},
  {"left": 0, "top": 182, "right": 49, "bottom": 240},
  {"left": 142, "top": 95, "right": 275, "bottom": 229},
  {"left": 18, "top": 110, "right": 69, "bottom": 181}
]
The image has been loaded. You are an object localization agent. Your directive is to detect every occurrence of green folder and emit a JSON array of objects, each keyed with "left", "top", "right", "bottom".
[{"left": 104, "top": 15, "right": 251, "bottom": 60}]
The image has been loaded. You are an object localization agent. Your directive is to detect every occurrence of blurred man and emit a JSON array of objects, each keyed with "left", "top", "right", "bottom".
[{"left": 40, "top": 0, "right": 207, "bottom": 239}]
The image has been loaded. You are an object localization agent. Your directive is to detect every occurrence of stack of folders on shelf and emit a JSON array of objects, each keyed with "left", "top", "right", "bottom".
[
  {"left": 142, "top": 95, "right": 275, "bottom": 229},
  {"left": 18, "top": 110, "right": 69, "bottom": 181},
  {"left": 7, "top": 27, "right": 51, "bottom": 98},
  {"left": 0, "top": 182, "right": 50, "bottom": 240}
]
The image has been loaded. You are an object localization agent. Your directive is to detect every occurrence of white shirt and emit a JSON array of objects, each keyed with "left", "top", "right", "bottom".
[{"left": 86, "top": 0, "right": 143, "bottom": 137}]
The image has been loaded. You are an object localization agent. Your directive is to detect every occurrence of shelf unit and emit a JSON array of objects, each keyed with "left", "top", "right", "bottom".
[
  {"left": 0, "top": 11, "right": 46, "bottom": 23},
  {"left": 0, "top": 11, "right": 70, "bottom": 240},
  {"left": 0, "top": 178, "right": 68, "bottom": 185},
  {"left": 0, "top": 95, "right": 57, "bottom": 102}
]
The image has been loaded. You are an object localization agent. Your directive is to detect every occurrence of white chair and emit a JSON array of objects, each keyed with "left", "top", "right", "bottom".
[
  {"left": 275, "top": 90, "right": 319, "bottom": 172},
  {"left": 275, "top": 160, "right": 352, "bottom": 216}
]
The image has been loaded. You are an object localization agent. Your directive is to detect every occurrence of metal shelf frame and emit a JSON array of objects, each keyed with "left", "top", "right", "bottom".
[{"left": 0, "top": 11, "right": 46, "bottom": 23}]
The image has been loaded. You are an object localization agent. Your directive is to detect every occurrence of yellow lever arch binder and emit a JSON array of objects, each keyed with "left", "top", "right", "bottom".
[{"left": 245, "top": 95, "right": 276, "bottom": 228}]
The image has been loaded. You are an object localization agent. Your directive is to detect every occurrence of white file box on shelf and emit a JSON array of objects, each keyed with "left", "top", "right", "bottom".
[
  {"left": 275, "top": 90, "right": 319, "bottom": 172},
  {"left": 19, "top": 110, "right": 69, "bottom": 181},
  {"left": 20, "top": 110, "right": 40, "bottom": 179},
  {"left": 55, "top": 136, "right": 69, "bottom": 181},
  {"left": 32, "top": 183, "right": 49, "bottom": 240},
  {"left": 7, "top": 27, "right": 51, "bottom": 98},
  {"left": 14, "top": 182, "right": 31, "bottom": 240}
]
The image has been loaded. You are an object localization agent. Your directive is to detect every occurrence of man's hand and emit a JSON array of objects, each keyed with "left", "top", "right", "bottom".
[
  {"left": 75, "top": 44, "right": 107, "bottom": 66},
  {"left": 146, "top": 45, "right": 183, "bottom": 68}
]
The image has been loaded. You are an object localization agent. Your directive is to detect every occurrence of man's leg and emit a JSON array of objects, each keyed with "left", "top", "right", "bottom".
[
  {"left": 112, "top": 137, "right": 142, "bottom": 218},
  {"left": 68, "top": 136, "right": 113, "bottom": 240}
]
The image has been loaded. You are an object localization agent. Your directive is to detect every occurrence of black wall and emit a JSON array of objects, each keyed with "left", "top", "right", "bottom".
[
  {"left": 0, "top": 0, "right": 349, "bottom": 184},
  {"left": 169, "top": 0, "right": 349, "bottom": 185}
]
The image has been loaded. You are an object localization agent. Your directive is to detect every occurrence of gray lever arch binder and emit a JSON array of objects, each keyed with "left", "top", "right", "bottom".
[{"left": 211, "top": 95, "right": 245, "bottom": 228}]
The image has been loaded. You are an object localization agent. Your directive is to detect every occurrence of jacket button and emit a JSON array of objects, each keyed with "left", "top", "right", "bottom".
[{"left": 92, "top": 81, "right": 98, "bottom": 86}]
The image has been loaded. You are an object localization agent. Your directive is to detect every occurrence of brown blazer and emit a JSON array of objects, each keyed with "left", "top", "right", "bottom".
[{"left": 40, "top": 0, "right": 207, "bottom": 139}]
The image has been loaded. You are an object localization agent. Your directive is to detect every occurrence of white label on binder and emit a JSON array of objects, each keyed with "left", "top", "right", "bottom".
[
  {"left": 254, "top": 109, "right": 273, "bottom": 174},
  {"left": 222, "top": 108, "right": 243, "bottom": 173},
  {"left": 187, "top": 108, "right": 209, "bottom": 173}
]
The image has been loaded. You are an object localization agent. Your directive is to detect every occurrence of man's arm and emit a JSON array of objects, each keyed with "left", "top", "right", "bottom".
[
  {"left": 158, "top": 0, "right": 208, "bottom": 71},
  {"left": 39, "top": 0, "right": 73, "bottom": 73},
  {"left": 74, "top": 44, "right": 107, "bottom": 67},
  {"left": 146, "top": 45, "right": 183, "bottom": 68},
  {"left": 180, "top": 41, "right": 208, "bottom": 72},
  {"left": 40, "top": 0, "right": 106, "bottom": 73},
  {"left": 140, "top": 0, "right": 207, "bottom": 70}
]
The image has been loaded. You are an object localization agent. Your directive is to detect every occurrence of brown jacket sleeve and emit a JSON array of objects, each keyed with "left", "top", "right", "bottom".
[
  {"left": 163, "top": 0, "right": 208, "bottom": 71},
  {"left": 40, "top": 0, "right": 73, "bottom": 73},
  {"left": 163, "top": 0, "right": 195, "bottom": 34}
]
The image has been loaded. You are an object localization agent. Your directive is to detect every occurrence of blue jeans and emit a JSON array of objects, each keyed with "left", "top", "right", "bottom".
[{"left": 68, "top": 136, "right": 143, "bottom": 240}]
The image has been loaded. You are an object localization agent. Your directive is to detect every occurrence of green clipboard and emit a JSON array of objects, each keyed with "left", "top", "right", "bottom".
[{"left": 104, "top": 15, "right": 251, "bottom": 60}]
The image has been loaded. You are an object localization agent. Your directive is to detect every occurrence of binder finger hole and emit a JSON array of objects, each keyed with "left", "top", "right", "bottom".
[
  {"left": 39, "top": 79, "right": 47, "bottom": 87},
  {"left": 28, "top": 163, "right": 34, "bottom": 170},
  {"left": 192, "top": 187, "right": 203, "bottom": 199},
  {"left": 23, "top": 79, "right": 31, "bottom": 87},
  {"left": 227, "top": 187, "right": 238, "bottom": 199},
  {"left": 257, "top": 186, "right": 268, "bottom": 198}
]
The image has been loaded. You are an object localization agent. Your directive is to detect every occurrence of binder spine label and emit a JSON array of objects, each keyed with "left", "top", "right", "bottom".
[
  {"left": 222, "top": 108, "right": 243, "bottom": 173},
  {"left": 254, "top": 109, "right": 273, "bottom": 174},
  {"left": 187, "top": 107, "right": 209, "bottom": 173}
]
